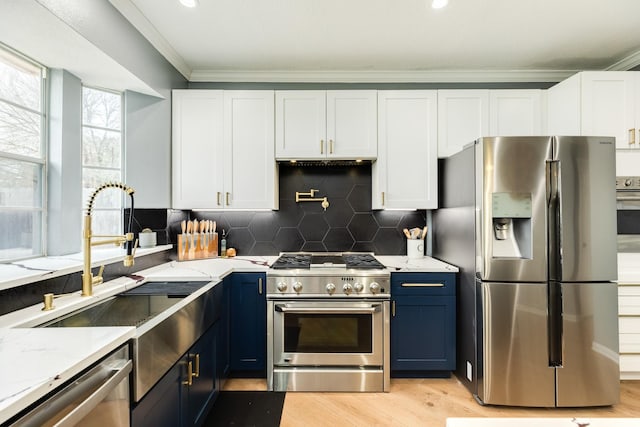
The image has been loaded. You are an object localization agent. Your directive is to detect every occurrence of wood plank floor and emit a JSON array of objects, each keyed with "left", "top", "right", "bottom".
[{"left": 223, "top": 378, "right": 640, "bottom": 426}]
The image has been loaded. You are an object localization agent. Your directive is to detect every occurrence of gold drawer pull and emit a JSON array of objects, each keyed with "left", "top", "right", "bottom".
[
  {"left": 401, "top": 283, "right": 445, "bottom": 287},
  {"left": 193, "top": 353, "right": 200, "bottom": 378},
  {"left": 217, "top": 192, "right": 222, "bottom": 206},
  {"left": 329, "top": 139, "right": 334, "bottom": 154},
  {"left": 381, "top": 191, "right": 385, "bottom": 206},
  {"left": 629, "top": 128, "right": 636, "bottom": 146},
  {"left": 320, "top": 139, "right": 324, "bottom": 154},
  {"left": 226, "top": 192, "right": 230, "bottom": 206},
  {"left": 183, "top": 361, "right": 193, "bottom": 386}
]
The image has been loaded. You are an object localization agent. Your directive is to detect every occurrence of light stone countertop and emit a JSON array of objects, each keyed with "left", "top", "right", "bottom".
[
  {"left": 0, "top": 245, "right": 173, "bottom": 292},
  {"left": 0, "top": 327, "right": 135, "bottom": 425},
  {"left": 0, "top": 253, "right": 457, "bottom": 422}
]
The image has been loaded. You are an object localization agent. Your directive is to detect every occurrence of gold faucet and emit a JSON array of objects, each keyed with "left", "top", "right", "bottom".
[
  {"left": 295, "top": 189, "right": 330, "bottom": 211},
  {"left": 82, "top": 182, "right": 137, "bottom": 297}
]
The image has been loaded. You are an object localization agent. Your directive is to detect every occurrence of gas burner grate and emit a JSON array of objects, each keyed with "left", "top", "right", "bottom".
[
  {"left": 343, "top": 254, "right": 386, "bottom": 270},
  {"left": 270, "top": 254, "right": 311, "bottom": 269}
]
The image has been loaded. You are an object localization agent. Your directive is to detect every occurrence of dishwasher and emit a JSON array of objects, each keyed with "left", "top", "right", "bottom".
[{"left": 8, "top": 345, "right": 132, "bottom": 427}]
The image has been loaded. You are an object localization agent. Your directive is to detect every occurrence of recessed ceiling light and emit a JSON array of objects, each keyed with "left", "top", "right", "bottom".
[
  {"left": 432, "top": 0, "right": 448, "bottom": 9},
  {"left": 179, "top": 0, "right": 199, "bottom": 7}
]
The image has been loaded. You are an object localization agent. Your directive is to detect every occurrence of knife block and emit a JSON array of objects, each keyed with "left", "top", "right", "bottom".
[{"left": 177, "top": 232, "right": 219, "bottom": 261}]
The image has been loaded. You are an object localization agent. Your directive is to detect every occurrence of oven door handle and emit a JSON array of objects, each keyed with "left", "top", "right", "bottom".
[{"left": 275, "top": 305, "right": 380, "bottom": 314}]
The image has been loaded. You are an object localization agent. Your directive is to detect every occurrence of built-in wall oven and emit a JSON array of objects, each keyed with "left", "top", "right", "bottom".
[
  {"left": 617, "top": 176, "right": 640, "bottom": 252},
  {"left": 267, "top": 253, "right": 390, "bottom": 392}
]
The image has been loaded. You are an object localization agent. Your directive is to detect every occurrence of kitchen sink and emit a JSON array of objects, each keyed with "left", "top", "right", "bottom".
[
  {"left": 42, "top": 294, "right": 183, "bottom": 328},
  {"left": 40, "top": 280, "right": 219, "bottom": 402}
]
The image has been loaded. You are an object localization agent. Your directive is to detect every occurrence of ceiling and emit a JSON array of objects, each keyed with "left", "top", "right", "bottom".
[{"left": 111, "top": 0, "right": 640, "bottom": 83}]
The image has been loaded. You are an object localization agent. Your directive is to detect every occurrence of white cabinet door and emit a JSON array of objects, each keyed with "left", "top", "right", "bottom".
[
  {"left": 546, "top": 73, "right": 582, "bottom": 135},
  {"left": 437, "top": 90, "right": 489, "bottom": 158},
  {"left": 172, "top": 90, "right": 224, "bottom": 209},
  {"left": 374, "top": 91, "right": 438, "bottom": 209},
  {"left": 326, "top": 90, "right": 377, "bottom": 159},
  {"left": 581, "top": 71, "right": 637, "bottom": 149},
  {"left": 224, "top": 91, "right": 277, "bottom": 210},
  {"left": 489, "top": 89, "right": 543, "bottom": 136},
  {"left": 275, "top": 91, "right": 326, "bottom": 159}
]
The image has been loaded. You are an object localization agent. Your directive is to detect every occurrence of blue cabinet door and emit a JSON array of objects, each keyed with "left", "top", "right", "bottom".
[
  {"left": 230, "top": 273, "right": 266, "bottom": 374},
  {"left": 390, "top": 272, "right": 456, "bottom": 377},
  {"left": 185, "top": 323, "right": 218, "bottom": 427},
  {"left": 131, "top": 359, "right": 183, "bottom": 427},
  {"left": 391, "top": 295, "right": 456, "bottom": 373},
  {"left": 217, "top": 276, "right": 231, "bottom": 383}
]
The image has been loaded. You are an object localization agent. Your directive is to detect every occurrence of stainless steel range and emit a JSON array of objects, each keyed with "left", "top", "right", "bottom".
[{"left": 266, "top": 252, "right": 390, "bottom": 392}]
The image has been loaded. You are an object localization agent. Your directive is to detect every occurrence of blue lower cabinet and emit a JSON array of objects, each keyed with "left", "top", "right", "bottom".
[
  {"left": 230, "top": 273, "right": 266, "bottom": 375},
  {"left": 131, "top": 358, "right": 182, "bottom": 427},
  {"left": 390, "top": 272, "right": 456, "bottom": 377},
  {"left": 132, "top": 323, "right": 219, "bottom": 427},
  {"left": 217, "top": 276, "right": 231, "bottom": 384},
  {"left": 184, "top": 323, "right": 218, "bottom": 427}
]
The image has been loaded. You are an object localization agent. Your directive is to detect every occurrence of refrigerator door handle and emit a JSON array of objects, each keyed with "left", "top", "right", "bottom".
[
  {"left": 546, "top": 160, "right": 562, "bottom": 280},
  {"left": 547, "top": 159, "right": 563, "bottom": 368}
]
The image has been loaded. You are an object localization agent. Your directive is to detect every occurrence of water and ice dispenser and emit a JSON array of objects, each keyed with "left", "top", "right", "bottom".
[{"left": 491, "top": 192, "right": 532, "bottom": 258}]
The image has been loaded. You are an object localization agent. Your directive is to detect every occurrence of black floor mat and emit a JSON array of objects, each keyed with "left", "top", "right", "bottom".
[{"left": 204, "top": 391, "right": 286, "bottom": 427}]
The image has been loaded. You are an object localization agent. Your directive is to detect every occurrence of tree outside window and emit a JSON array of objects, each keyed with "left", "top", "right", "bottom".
[
  {"left": 82, "top": 87, "right": 123, "bottom": 238},
  {"left": 0, "top": 46, "right": 45, "bottom": 261}
]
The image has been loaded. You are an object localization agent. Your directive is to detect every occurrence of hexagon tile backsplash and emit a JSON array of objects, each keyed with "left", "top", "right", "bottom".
[{"left": 165, "top": 164, "right": 427, "bottom": 256}]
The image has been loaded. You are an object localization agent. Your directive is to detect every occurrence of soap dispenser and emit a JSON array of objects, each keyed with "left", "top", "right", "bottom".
[{"left": 220, "top": 229, "right": 227, "bottom": 257}]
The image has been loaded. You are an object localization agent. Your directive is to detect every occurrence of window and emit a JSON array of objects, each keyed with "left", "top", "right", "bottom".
[
  {"left": 0, "top": 46, "right": 46, "bottom": 262},
  {"left": 82, "top": 87, "right": 123, "bottom": 237}
]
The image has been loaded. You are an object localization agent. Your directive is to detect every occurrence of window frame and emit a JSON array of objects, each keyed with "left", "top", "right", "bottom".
[{"left": 0, "top": 43, "right": 47, "bottom": 262}]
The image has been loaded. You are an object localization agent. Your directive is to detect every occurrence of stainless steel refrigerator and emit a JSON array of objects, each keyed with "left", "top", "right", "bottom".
[{"left": 433, "top": 136, "right": 620, "bottom": 407}]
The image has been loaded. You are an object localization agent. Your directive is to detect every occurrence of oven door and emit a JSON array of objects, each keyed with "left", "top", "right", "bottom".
[{"left": 272, "top": 300, "right": 386, "bottom": 367}]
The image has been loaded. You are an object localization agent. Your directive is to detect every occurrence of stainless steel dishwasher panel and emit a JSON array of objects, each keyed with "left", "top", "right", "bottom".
[{"left": 11, "top": 346, "right": 131, "bottom": 427}]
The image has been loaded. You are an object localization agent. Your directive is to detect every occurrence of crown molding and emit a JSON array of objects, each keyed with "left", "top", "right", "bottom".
[
  {"left": 188, "top": 69, "right": 577, "bottom": 83},
  {"left": 606, "top": 50, "right": 640, "bottom": 71},
  {"left": 108, "top": 0, "right": 192, "bottom": 80}
]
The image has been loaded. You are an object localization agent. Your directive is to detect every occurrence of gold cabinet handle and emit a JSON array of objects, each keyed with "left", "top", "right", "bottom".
[
  {"left": 329, "top": 139, "right": 334, "bottom": 154},
  {"left": 226, "top": 192, "right": 230, "bottom": 206},
  {"left": 629, "top": 128, "right": 636, "bottom": 146},
  {"left": 193, "top": 353, "right": 200, "bottom": 378},
  {"left": 392, "top": 300, "right": 396, "bottom": 317},
  {"left": 183, "top": 361, "right": 193, "bottom": 386},
  {"left": 382, "top": 192, "right": 385, "bottom": 206},
  {"left": 401, "top": 283, "right": 445, "bottom": 287},
  {"left": 320, "top": 139, "right": 324, "bottom": 154},
  {"left": 217, "top": 192, "right": 222, "bottom": 206}
]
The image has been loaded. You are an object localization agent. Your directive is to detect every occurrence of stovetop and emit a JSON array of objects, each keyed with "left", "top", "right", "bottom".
[
  {"left": 267, "top": 253, "right": 390, "bottom": 298},
  {"left": 270, "top": 252, "right": 386, "bottom": 270}
]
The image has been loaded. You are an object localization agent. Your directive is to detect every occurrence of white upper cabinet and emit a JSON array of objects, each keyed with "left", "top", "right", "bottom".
[
  {"left": 275, "top": 90, "right": 377, "bottom": 160},
  {"left": 172, "top": 90, "right": 277, "bottom": 210},
  {"left": 374, "top": 90, "right": 438, "bottom": 209},
  {"left": 437, "top": 90, "right": 489, "bottom": 158},
  {"left": 224, "top": 91, "right": 277, "bottom": 210},
  {"left": 547, "top": 71, "right": 640, "bottom": 175},
  {"left": 489, "top": 89, "right": 544, "bottom": 136},
  {"left": 547, "top": 71, "right": 640, "bottom": 148},
  {"left": 581, "top": 72, "right": 639, "bottom": 149},
  {"left": 172, "top": 90, "right": 224, "bottom": 209}
]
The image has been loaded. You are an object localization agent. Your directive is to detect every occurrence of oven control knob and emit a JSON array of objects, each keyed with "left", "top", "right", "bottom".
[
  {"left": 326, "top": 283, "right": 336, "bottom": 294},
  {"left": 369, "top": 282, "right": 380, "bottom": 294},
  {"left": 343, "top": 283, "right": 353, "bottom": 294},
  {"left": 353, "top": 282, "right": 364, "bottom": 293},
  {"left": 277, "top": 281, "right": 288, "bottom": 292},
  {"left": 292, "top": 282, "right": 303, "bottom": 293}
]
